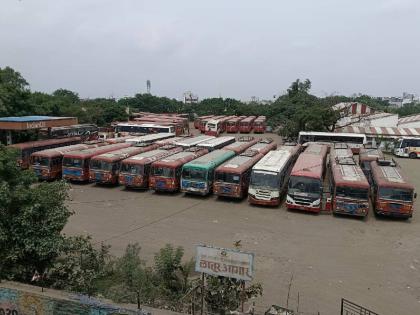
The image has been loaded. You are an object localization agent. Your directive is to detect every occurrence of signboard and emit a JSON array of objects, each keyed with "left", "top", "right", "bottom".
[{"left": 195, "top": 245, "right": 254, "bottom": 281}]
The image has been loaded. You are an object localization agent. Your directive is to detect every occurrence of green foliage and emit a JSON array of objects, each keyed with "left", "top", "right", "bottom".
[
  {"left": 0, "top": 145, "right": 71, "bottom": 281},
  {"left": 46, "top": 235, "right": 111, "bottom": 296},
  {"left": 395, "top": 102, "right": 420, "bottom": 117},
  {"left": 0, "top": 67, "right": 32, "bottom": 117}
]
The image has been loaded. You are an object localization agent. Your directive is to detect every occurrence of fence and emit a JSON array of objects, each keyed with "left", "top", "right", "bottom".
[{"left": 341, "top": 298, "right": 379, "bottom": 315}]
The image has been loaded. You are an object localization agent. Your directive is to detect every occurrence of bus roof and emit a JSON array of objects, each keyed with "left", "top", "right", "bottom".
[
  {"left": 125, "top": 133, "right": 175, "bottom": 144},
  {"left": 90, "top": 145, "right": 156, "bottom": 162},
  {"left": 222, "top": 137, "right": 258, "bottom": 153},
  {"left": 216, "top": 150, "right": 263, "bottom": 174},
  {"left": 290, "top": 144, "right": 328, "bottom": 179},
  {"left": 122, "top": 147, "right": 182, "bottom": 165},
  {"left": 252, "top": 146, "right": 297, "bottom": 173},
  {"left": 359, "top": 148, "right": 384, "bottom": 161},
  {"left": 197, "top": 136, "right": 235, "bottom": 148},
  {"left": 176, "top": 135, "right": 215, "bottom": 147},
  {"left": 31, "top": 143, "right": 91, "bottom": 158},
  {"left": 332, "top": 161, "right": 369, "bottom": 188},
  {"left": 8, "top": 136, "right": 81, "bottom": 150},
  {"left": 183, "top": 149, "right": 235, "bottom": 170},
  {"left": 240, "top": 116, "right": 256, "bottom": 123},
  {"left": 371, "top": 161, "right": 414, "bottom": 190},
  {"left": 247, "top": 139, "right": 277, "bottom": 154},
  {"left": 299, "top": 131, "right": 366, "bottom": 138},
  {"left": 151, "top": 149, "right": 208, "bottom": 168},
  {"left": 63, "top": 143, "right": 131, "bottom": 159}
]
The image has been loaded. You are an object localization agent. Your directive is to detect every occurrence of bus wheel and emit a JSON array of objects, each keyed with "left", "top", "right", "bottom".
[{"left": 409, "top": 152, "right": 417, "bottom": 159}]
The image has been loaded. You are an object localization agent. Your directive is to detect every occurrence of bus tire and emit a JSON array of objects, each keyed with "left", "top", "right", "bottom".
[{"left": 409, "top": 152, "right": 417, "bottom": 159}]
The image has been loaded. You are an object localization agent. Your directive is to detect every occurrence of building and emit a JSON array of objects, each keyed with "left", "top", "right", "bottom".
[
  {"left": 183, "top": 91, "right": 199, "bottom": 104},
  {"left": 398, "top": 114, "right": 420, "bottom": 128}
]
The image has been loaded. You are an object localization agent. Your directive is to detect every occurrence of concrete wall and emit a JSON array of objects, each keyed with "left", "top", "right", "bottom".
[{"left": 0, "top": 285, "right": 149, "bottom": 315}]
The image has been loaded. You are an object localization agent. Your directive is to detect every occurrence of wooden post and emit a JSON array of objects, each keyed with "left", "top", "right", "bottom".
[{"left": 200, "top": 273, "right": 205, "bottom": 315}]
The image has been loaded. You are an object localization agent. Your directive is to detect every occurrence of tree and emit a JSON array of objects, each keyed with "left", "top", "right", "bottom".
[
  {"left": 0, "top": 145, "right": 71, "bottom": 282},
  {"left": 0, "top": 66, "right": 32, "bottom": 117}
]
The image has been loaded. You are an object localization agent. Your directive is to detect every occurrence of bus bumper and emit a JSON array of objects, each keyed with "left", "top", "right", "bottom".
[
  {"left": 286, "top": 202, "right": 321, "bottom": 213},
  {"left": 248, "top": 195, "right": 279, "bottom": 206},
  {"left": 214, "top": 184, "right": 243, "bottom": 199}
]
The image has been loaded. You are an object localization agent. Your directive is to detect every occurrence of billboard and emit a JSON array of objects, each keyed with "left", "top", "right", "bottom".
[{"left": 195, "top": 245, "right": 254, "bottom": 281}]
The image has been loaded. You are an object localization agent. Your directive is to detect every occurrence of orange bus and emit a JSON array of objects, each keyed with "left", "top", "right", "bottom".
[
  {"left": 371, "top": 159, "right": 416, "bottom": 218},
  {"left": 222, "top": 136, "right": 258, "bottom": 155},
  {"left": 8, "top": 136, "right": 82, "bottom": 169},
  {"left": 194, "top": 115, "right": 214, "bottom": 129},
  {"left": 246, "top": 138, "right": 277, "bottom": 155},
  {"left": 30, "top": 143, "right": 93, "bottom": 180},
  {"left": 118, "top": 145, "right": 183, "bottom": 189},
  {"left": 226, "top": 116, "right": 246, "bottom": 133},
  {"left": 359, "top": 148, "right": 384, "bottom": 182},
  {"left": 62, "top": 143, "right": 131, "bottom": 182},
  {"left": 214, "top": 150, "right": 264, "bottom": 199},
  {"left": 149, "top": 147, "right": 209, "bottom": 192},
  {"left": 329, "top": 150, "right": 370, "bottom": 217},
  {"left": 286, "top": 143, "right": 329, "bottom": 213},
  {"left": 89, "top": 144, "right": 159, "bottom": 184},
  {"left": 253, "top": 116, "right": 266, "bottom": 133},
  {"left": 239, "top": 116, "right": 256, "bottom": 133}
]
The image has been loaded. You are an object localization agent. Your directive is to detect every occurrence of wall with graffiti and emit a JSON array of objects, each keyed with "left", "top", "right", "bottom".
[{"left": 0, "top": 285, "right": 150, "bottom": 315}]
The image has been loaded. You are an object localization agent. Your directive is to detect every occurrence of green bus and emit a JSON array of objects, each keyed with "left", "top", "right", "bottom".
[{"left": 181, "top": 149, "right": 236, "bottom": 195}]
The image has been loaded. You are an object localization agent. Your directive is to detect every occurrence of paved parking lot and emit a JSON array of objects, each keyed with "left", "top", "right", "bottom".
[{"left": 64, "top": 134, "right": 420, "bottom": 315}]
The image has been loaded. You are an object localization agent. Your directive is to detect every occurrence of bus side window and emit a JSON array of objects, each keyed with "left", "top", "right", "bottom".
[
  {"left": 176, "top": 168, "right": 181, "bottom": 178},
  {"left": 208, "top": 169, "right": 214, "bottom": 182}
]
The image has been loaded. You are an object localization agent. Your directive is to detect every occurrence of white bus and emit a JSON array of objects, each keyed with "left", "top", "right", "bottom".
[
  {"left": 298, "top": 131, "right": 367, "bottom": 153},
  {"left": 125, "top": 133, "right": 175, "bottom": 145},
  {"left": 197, "top": 136, "right": 236, "bottom": 152},
  {"left": 116, "top": 123, "right": 175, "bottom": 135},
  {"left": 176, "top": 135, "right": 216, "bottom": 148},
  {"left": 393, "top": 137, "right": 420, "bottom": 158},
  {"left": 248, "top": 146, "right": 301, "bottom": 206}
]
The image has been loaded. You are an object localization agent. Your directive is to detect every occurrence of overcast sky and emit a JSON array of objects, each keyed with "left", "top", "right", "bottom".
[{"left": 1, "top": 0, "right": 419, "bottom": 100}]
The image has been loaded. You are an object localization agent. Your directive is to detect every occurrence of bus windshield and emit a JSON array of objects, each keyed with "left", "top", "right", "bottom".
[
  {"left": 151, "top": 167, "right": 175, "bottom": 178},
  {"left": 182, "top": 168, "right": 207, "bottom": 181},
  {"left": 63, "top": 157, "right": 84, "bottom": 168},
  {"left": 90, "top": 160, "right": 113, "bottom": 171},
  {"left": 32, "top": 156, "right": 50, "bottom": 167},
  {"left": 379, "top": 187, "right": 413, "bottom": 202},
  {"left": 288, "top": 176, "right": 321, "bottom": 196},
  {"left": 207, "top": 123, "right": 216, "bottom": 130},
  {"left": 215, "top": 172, "right": 241, "bottom": 184},
  {"left": 250, "top": 171, "right": 279, "bottom": 188},
  {"left": 120, "top": 163, "right": 143, "bottom": 175},
  {"left": 336, "top": 186, "right": 368, "bottom": 200}
]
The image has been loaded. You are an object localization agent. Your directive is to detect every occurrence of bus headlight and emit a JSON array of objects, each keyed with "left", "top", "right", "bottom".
[{"left": 311, "top": 199, "right": 320, "bottom": 207}]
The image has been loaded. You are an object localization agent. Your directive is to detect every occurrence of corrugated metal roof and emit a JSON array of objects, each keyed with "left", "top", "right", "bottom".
[
  {"left": 398, "top": 114, "right": 420, "bottom": 124},
  {"left": 337, "top": 126, "right": 420, "bottom": 138},
  {"left": 0, "top": 116, "right": 72, "bottom": 122}
]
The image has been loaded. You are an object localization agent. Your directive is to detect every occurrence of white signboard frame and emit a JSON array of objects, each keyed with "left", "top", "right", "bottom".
[{"left": 195, "top": 245, "right": 254, "bottom": 281}]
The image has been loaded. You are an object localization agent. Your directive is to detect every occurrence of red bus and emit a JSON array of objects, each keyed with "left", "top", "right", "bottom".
[
  {"left": 118, "top": 145, "right": 183, "bottom": 189},
  {"left": 194, "top": 115, "right": 214, "bottom": 129},
  {"left": 149, "top": 147, "right": 209, "bottom": 192},
  {"left": 239, "top": 116, "right": 256, "bottom": 133},
  {"left": 253, "top": 116, "right": 266, "bottom": 133},
  {"left": 200, "top": 116, "right": 224, "bottom": 133},
  {"left": 8, "top": 136, "right": 82, "bottom": 169},
  {"left": 222, "top": 136, "right": 258, "bottom": 155},
  {"left": 329, "top": 150, "right": 370, "bottom": 217},
  {"left": 226, "top": 116, "right": 246, "bottom": 133},
  {"left": 30, "top": 143, "right": 93, "bottom": 180},
  {"left": 247, "top": 138, "right": 277, "bottom": 155},
  {"left": 214, "top": 150, "right": 264, "bottom": 199},
  {"left": 371, "top": 159, "right": 416, "bottom": 218},
  {"left": 286, "top": 143, "right": 329, "bottom": 213},
  {"left": 89, "top": 144, "right": 159, "bottom": 184},
  {"left": 105, "top": 136, "right": 137, "bottom": 144},
  {"left": 62, "top": 143, "right": 131, "bottom": 182},
  {"left": 359, "top": 148, "right": 384, "bottom": 182},
  {"left": 42, "top": 124, "right": 99, "bottom": 140},
  {"left": 205, "top": 116, "right": 235, "bottom": 136}
]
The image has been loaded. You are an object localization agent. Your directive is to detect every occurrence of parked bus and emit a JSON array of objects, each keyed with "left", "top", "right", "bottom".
[
  {"left": 205, "top": 116, "right": 234, "bottom": 136},
  {"left": 89, "top": 144, "right": 159, "bottom": 184},
  {"left": 197, "top": 136, "right": 236, "bottom": 152},
  {"left": 30, "top": 143, "right": 93, "bottom": 180},
  {"left": 118, "top": 145, "right": 183, "bottom": 189},
  {"left": 253, "top": 116, "right": 266, "bottom": 133},
  {"left": 155, "top": 136, "right": 192, "bottom": 146},
  {"left": 214, "top": 150, "right": 264, "bottom": 199},
  {"left": 125, "top": 133, "right": 175, "bottom": 145},
  {"left": 222, "top": 136, "right": 258, "bottom": 154},
  {"left": 393, "top": 137, "right": 420, "bottom": 158},
  {"left": 247, "top": 138, "right": 277, "bottom": 155},
  {"left": 194, "top": 116, "right": 213, "bottom": 129},
  {"left": 43, "top": 124, "right": 99, "bottom": 140},
  {"left": 329, "top": 151, "right": 370, "bottom": 217},
  {"left": 286, "top": 143, "right": 329, "bottom": 212},
  {"left": 248, "top": 146, "right": 301, "bottom": 206},
  {"left": 105, "top": 136, "right": 137, "bottom": 144},
  {"left": 199, "top": 116, "right": 224, "bottom": 133},
  {"left": 176, "top": 135, "right": 215, "bottom": 148},
  {"left": 181, "top": 149, "right": 236, "bottom": 195},
  {"left": 149, "top": 147, "right": 209, "bottom": 192},
  {"left": 226, "top": 116, "right": 245, "bottom": 133},
  {"left": 298, "top": 131, "right": 367, "bottom": 153},
  {"left": 239, "top": 116, "right": 256, "bottom": 133},
  {"left": 8, "top": 136, "right": 82, "bottom": 169},
  {"left": 359, "top": 148, "right": 384, "bottom": 181},
  {"left": 115, "top": 123, "right": 176, "bottom": 135},
  {"left": 62, "top": 142, "right": 131, "bottom": 182},
  {"left": 370, "top": 159, "right": 416, "bottom": 218}
]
